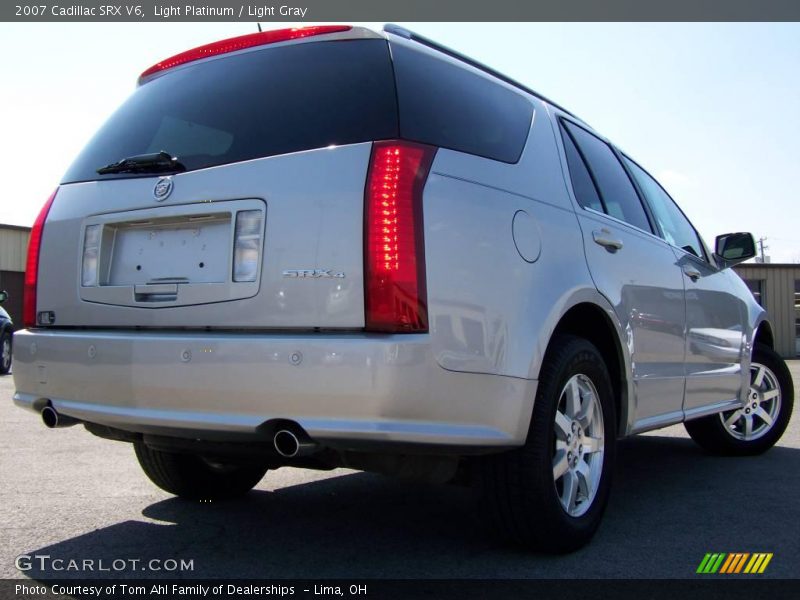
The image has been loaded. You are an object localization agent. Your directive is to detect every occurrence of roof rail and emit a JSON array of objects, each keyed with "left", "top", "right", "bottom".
[{"left": 383, "top": 24, "right": 580, "bottom": 121}]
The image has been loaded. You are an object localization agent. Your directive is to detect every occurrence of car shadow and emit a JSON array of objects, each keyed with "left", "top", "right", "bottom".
[{"left": 20, "top": 435, "right": 800, "bottom": 579}]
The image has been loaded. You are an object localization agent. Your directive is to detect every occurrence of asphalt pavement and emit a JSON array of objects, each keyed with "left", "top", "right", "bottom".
[{"left": 1, "top": 362, "right": 798, "bottom": 579}]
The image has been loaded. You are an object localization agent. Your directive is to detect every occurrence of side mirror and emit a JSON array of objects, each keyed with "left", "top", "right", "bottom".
[
  {"left": 714, "top": 232, "right": 756, "bottom": 268},
  {"left": 0, "top": 290, "right": 7, "bottom": 304}
]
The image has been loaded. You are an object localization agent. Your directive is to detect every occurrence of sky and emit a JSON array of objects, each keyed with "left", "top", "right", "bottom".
[{"left": 1, "top": 22, "right": 799, "bottom": 262}]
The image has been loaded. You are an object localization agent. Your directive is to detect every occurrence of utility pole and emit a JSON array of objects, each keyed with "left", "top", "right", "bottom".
[{"left": 757, "top": 237, "right": 768, "bottom": 263}]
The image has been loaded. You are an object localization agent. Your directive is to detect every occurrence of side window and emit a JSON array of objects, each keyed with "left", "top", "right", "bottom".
[
  {"left": 560, "top": 126, "right": 603, "bottom": 212},
  {"left": 623, "top": 157, "right": 707, "bottom": 260},
  {"left": 391, "top": 43, "right": 533, "bottom": 163},
  {"left": 562, "top": 121, "right": 652, "bottom": 233}
]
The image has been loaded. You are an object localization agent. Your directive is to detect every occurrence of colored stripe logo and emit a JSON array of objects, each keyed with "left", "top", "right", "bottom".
[{"left": 697, "top": 553, "right": 773, "bottom": 574}]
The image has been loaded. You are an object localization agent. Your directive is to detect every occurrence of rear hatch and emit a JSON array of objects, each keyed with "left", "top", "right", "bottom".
[{"left": 36, "top": 32, "right": 399, "bottom": 329}]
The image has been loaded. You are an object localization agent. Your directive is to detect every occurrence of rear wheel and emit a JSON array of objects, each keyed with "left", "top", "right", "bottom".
[
  {"left": 685, "top": 343, "right": 793, "bottom": 456},
  {"left": 134, "top": 442, "right": 268, "bottom": 500},
  {"left": 478, "top": 335, "right": 616, "bottom": 553},
  {"left": 0, "top": 331, "right": 11, "bottom": 375}
]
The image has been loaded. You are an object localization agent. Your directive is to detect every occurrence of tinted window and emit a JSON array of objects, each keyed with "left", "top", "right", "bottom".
[
  {"left": 63, "top": 40, "right": 398, "bottom": 183},
  {"left": 391, "top": 43, "right": 533, "bottom": 163},
  {"left": 624, "top": 157, "right": 706, "bottom": 259},
  {"left": 562, "top": 121, "right": 651, "bottom": 233},
  {"left": 560, "top": 126, "right": 603, "bottom": 212},
  {"left": 743, "top": 279, "right": 764, "bottom": 305}
]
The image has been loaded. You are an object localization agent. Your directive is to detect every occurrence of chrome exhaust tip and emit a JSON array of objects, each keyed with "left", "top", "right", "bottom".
[
  {"left": 41, "top": 406, "right": 79, "bottom": 429},
  {"left": 273, "top": 429, "right": 317, "bottom": 458}
]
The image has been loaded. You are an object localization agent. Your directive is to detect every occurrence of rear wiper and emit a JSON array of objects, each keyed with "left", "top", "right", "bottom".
[{"left": 97, "top": 151, "right": 186, "bottom": 175}]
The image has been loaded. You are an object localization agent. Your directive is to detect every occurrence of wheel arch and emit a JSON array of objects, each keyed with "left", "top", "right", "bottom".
[
  {"left": 753, "top": 318, "right": 775, "bottom": 350},
  {"left": 533, "top": 291, "right": 634, "bottom": 438}
]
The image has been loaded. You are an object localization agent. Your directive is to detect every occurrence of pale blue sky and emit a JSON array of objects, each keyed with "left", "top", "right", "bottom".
[{"left": 1, "top": 22, "right": 798, "bottom": 261}]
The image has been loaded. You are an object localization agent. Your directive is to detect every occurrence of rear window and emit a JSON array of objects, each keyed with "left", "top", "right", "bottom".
[
  {"left": 62, "top": 40, "right": 399, "bottom": 183},
  {"left": 390, "top": 43, "right": 533, "bottom": 164}
]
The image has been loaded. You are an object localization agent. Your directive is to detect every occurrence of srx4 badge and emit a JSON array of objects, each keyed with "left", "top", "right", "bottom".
[{"left": 283, "top": 269, "right": 345, "bottom": 279}]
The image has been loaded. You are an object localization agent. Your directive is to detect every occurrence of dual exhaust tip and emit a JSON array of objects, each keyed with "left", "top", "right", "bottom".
[{"left": 42, "top": 406, "right": 316, "bottom": 458}]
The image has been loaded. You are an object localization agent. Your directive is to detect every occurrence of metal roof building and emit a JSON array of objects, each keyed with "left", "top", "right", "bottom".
[
  {"left": 734, "top": 263, "right": 800, "bottom": 358},
  {"left": 0, "top": 223, "right": 31, "bottom": 329}
]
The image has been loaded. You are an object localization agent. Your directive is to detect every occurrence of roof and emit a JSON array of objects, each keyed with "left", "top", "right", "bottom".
[
  {"left": 0, "top": 223, "right": 31, "bottom": 233},
  {"left": 733, "top": 262, "right": 800, "bottom": 269}
]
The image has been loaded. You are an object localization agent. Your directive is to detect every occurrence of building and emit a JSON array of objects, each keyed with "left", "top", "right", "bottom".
[
  {"left": 734, "top": 263, "right": 800, "bottom": 358},
  {"left": 1, "top": 223, "right": 797, "bottom": 356},
  {"left": 0, "top": 224, "right": 31, "bottom": 329}
]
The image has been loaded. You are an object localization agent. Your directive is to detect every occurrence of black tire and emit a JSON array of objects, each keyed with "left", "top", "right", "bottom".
[
  {"left": 0, "top": 331, "right": 11, "bottom": 375},
  {"left": 134, "top": 442, "right": 268, "bottom": 500},
  {"left": 478, "top": 334, "right": 616, "bottom": 553},
  {"left": 685, "top": 343, "right": 794, "bottom": 456}
]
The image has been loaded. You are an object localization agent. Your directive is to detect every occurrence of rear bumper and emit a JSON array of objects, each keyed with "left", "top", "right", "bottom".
[{"left": 11, "top": 329, "right": 536, "bottom": 450}]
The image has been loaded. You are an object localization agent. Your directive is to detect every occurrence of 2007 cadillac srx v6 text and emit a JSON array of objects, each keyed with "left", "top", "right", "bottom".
[{"left": 12, "top": 24, "right": 794, "bottom": 552}]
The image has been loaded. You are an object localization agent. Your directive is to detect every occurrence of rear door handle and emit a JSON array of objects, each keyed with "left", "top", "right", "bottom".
[
  {"left": 592, "top": 229, "right": 623, "bottom": 251},
  {"left": 683, "top": 266, "right": 701, "bottom": 281},
  {"left": 134, "top": 283, "right": 179, "bottom": 302}
]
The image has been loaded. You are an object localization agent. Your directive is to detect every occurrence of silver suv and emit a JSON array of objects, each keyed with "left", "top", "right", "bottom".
[{"left": 12, "top": 25, "right": 794, "bottom": 552}]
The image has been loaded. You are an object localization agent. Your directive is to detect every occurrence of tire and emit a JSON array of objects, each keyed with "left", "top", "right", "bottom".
[
  {"left": 478, "top": 334, "right": 616, "bottom": 553},
  {"left": 685, "top": 343, "right": 794, "bottom": 456},
  {"left": 0, "top": 331, "right": 11, "bottom": 375},
  {"left": 134, "top": 442, "right": 268, "bottom": 500}
]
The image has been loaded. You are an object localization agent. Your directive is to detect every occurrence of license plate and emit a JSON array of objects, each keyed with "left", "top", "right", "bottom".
[{"left": 106, "top": 215, "right": 230, "bottom": 286}]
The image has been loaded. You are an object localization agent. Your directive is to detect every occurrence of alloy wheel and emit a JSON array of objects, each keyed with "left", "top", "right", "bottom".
[
  {"left": 1, "top": 338, "right": 10, "bottom": 371},
  {"left": 552, "top": 374, "right": 605, "bottom": 517},
  {"left": 719, "top": 362, "right": 781, "bottom": 441}
]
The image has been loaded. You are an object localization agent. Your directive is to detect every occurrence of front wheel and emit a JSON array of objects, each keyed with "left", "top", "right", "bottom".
[
  {"left": 478, "top": 334, "right": 616, "bottom": 553},
  {"left": 134, "top": 442, "right": 269, "bottom": 500},
  {"left": 685, "top": 343, "right": 794, "bottom": 456}
]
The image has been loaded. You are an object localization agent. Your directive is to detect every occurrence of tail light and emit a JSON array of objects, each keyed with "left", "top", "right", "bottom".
[
  {"left": 24, "top": 188, "right": 58, "bottom": 328},
  {"left": 139, "top": 25, "right": 352, "bottom": 82},
  {"left": 364, "top": 141, "right": 436, "bottom": 333}
]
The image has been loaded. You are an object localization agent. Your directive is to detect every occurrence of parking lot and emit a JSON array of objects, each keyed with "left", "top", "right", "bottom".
[{"left": 1, "top": 363, "right": 798, "bottom": 580}]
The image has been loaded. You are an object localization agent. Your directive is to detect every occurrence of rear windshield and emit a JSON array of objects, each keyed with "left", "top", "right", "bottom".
[{"left": 62, "top": 39, "right": 399, "bottom": 183}]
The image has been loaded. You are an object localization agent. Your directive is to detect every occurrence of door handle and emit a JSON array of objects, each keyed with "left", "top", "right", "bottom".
[
  {"left": 683, "top": 266, "right": 701, "bottom": 281},
  {"left": 134, "top": 283, "right": 179, "bottom": 302},
  {"left": 592, "top": 229, "right": 623, "bottom": 251}
]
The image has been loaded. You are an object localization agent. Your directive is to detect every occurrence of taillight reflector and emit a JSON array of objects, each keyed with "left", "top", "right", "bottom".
[
  {"left": 24, "top": 188, "right": 58, "bottom": 328},
  {"left": 233, "top": 210, "right": 264, "bottom": 282},
  {"left": 364, "top": 141, "right": 435, "bottom": 333},
  {"left": 139, "top": 25, "right": 352, "bottom": 81}
]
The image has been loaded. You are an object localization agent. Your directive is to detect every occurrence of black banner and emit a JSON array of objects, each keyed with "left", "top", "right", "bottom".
[
  {"left": 5, "top": 579, "right": 800, "bottom": 600},
  {"left": 4, "top": 0, "right": 800, "bottom": 22}
]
